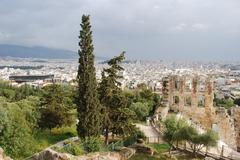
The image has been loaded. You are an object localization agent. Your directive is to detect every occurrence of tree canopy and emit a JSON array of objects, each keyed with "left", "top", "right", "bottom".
[{"left": 163, "top": 116, "right": 218, "bottom": 156}]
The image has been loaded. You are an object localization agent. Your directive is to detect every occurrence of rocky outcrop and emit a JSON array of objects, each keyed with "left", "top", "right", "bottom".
[
  {"left": 32, "top": 149, "right": 126, "bottom": 160},
  {"left": 0, "top": 148, "right": 12, "bottom": 160}
]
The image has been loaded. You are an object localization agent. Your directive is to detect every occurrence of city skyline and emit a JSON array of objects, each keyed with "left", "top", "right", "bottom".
[{"left": 0, "top": 0, "right": 240, "bottom": 61}]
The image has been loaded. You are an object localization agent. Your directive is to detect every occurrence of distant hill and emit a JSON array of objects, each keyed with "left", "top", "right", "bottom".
[{"left": 0, "top": 44, "right": 106, "bottom": 60}]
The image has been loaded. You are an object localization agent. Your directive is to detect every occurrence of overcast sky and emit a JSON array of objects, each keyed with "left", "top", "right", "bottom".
[{"left": 0, "top": 0, "right": 240, "bottom": 61}]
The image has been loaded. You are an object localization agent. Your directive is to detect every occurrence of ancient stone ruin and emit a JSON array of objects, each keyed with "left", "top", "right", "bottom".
[{"left": 162, "top": 75, "right": 240, "bottom": 152}]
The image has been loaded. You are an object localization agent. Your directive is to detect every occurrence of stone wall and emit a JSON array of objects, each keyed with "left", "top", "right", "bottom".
[
  {"left": 233, "top": 107, "right": 240, "bottom": 152},
  {"left": 214, "top": 108, "right": 237, "bottom": 149},
  {"left": 162, "top": 75, "right": 239, "bottom": 151}
]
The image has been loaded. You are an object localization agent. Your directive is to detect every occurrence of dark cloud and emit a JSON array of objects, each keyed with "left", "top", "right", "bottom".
[{"left": 0, "top": 0, "right": 240, "bottom": 60}]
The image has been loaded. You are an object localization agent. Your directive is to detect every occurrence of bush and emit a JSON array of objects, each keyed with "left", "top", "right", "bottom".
[
  {"left": 130, "top": 102, "right": 151, "bottom": 121},
  {"left": 148, "top": 144, "right": 170, "bottom": 154},
  {"left": 0, "top": 99, "right": 39, "bottom": 158},
  {"left": 135, "top": 129, "right": 147, "bottom": 141},
  {"left": 123, "top": 136, "right": 137, "bottom": 147},
  {"left": 123, "top": 128, "right": 147, "bottom": 146},
  {"left": 63, "top": 141, "right": 84, "bottom": 156},
  {"left": 83, "top": 137, "right": 101, "bottom": 152},
  {"left": 52, "top": 141, "right": 84, "bottom": 156}
]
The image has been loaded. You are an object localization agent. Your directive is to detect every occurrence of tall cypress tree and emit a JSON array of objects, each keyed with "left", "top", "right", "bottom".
[{"left": 77, "top": 15, "right": 101, "bottom": 139}]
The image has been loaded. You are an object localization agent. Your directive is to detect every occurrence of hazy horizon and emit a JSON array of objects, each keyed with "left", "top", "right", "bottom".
[{"left": 0, "top": 0, "right": 240, "bottom": 61}]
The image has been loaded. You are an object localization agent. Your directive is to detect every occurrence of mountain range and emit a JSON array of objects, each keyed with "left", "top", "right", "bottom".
[{"left": 0, "top": 44, "right": 106, "bottom": 60}]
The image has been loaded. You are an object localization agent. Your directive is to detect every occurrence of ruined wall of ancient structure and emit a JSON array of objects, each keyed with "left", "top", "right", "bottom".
[
  {"left": 162, "top": 75, "right": 239, "bottom": 151},
  {"left": 233, "top": 107, "right": 240, "bottom": 151},
  {"left": 215, "top": 108, "right": 237, "bottom": 149}
]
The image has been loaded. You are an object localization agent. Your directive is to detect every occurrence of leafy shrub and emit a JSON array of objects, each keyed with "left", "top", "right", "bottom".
[
  {"left": 148, "top": 144, "right": 170, "bottom": 154},
  {"left": 52, "top": 141, "right": 84, "bottom": 156},
  {"left": 62, "top": 141, "right": 84, "bottom": 156},
  {"left": 130, "top": 102, "right": 151, "bottom": 121},
  {"left": 82, "top": 137, "right": 101, "bottom": 152},
  {"left": 123, "top": 128, "right": 147, "bottom": 146},
  {"left": 135, "top": 129, "right": 147, "bottom": 140},
  {"left": 0, "top": 98, "right": 39, "bottom": 159},
  {"left": 123, "top": 135, "right": 137, "bottom": 147}
]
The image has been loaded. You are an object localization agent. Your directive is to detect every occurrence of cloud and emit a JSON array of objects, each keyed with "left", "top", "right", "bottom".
[
  {"left": 170, "top": 23, "right": 188, "bottom": 31},
  {"left": 0, "top": 0, "right": 240, "bottom": 60},
  {"left": 191, "top": 23, "right": 209, "bottom": 31},
  {"left": 0, "top": 32, "right": 10, "bottom": 40},
  {"left": 170, "top": 23, "right": 209, "bottom": 32}
]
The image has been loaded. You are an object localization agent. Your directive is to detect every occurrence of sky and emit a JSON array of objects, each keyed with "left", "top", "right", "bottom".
[{"left": 0, "top": 0, "right": 240, "bottom": 61}]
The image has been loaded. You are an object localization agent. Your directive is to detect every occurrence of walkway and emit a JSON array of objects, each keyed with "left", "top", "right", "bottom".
[{"left": 136, "top": 123, "right": 163, "bottom": 143}]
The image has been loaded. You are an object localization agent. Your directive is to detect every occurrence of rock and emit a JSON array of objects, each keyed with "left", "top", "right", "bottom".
[
  {"left": 0, "top": 148, "right": 12, "bottom": 160},
  {"left": 119, "top": 147, "right": 136, "bottom": 159},
  {"left": 204, "top": 157, "right": 215, "bottom": 160},
  {"left": 136, "top": 139, "right": 144, "bottom": 144},
  {"left": 32, "top": 149, "right": 125, "bottom": 160},
  {"left": 32, "top": 149, "right": 73, "bottom": 160}
]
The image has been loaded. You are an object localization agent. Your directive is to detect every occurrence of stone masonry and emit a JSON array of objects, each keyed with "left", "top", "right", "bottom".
[{"left": 162, "top": 75, "right": 239, "bottom": 151}]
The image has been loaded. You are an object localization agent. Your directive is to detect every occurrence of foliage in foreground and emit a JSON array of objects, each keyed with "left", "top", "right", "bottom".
[
  {"left": 0, "top": 96, "right": 40, "bottom": 158},
  {"left": 39, "top": 84, "right": 74, "bottom": 130},
  {"left": 99, "top": 53, "right": 136, "bottom": 145},
  {"left": 148, "top": 144, "right": 170, "bottom": 154},
  {"left": 82, "top": 137, "right": 102, "bottom": 152},
  {"left": 163, "top": 116, "right": 218, "bottom": 156},
  {"left": 0, "top": 79, "right": 76, "bottom": 159},
  {"left": 52, "top": 141, "right": 84, "bottom": 156}
]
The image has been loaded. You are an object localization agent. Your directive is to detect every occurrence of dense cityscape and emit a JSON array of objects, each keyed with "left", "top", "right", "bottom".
[{"left": 1, "top": 57, "right": 240, "bottom": 100}]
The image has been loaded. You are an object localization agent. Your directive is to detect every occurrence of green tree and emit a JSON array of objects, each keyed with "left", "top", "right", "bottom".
[
  {"left": 130, "top": 102, "right": 150, "bottom": 121},
  {"left": 163, "top": 116, "right": 187, "bottom": 154},
  {"left": 17, "top": 96, "right": 41, "bottom": 131},
  {"left": 39, "top": 84, "right": 73, "bottom": 130},
  {"left": 0, "top": 98, "right": 37, "bottom": 158},
  {"left": 2, "top": 89, "right": 15, "bottom": 101},
  {"left": 76, "top": 15, "right": 102, "bottom": 139},
  {"left": 163, "top": 116, "right": 219, "bottom": 157},
  {"left": 133, "top": 85, "right": 160, "bottom": 117},
  {"left": 214, "top": 97, "right": 235, "bottom": 109},
  {"left": 185, "top": 128, "right": 218, "bottom": 156},
  {"left": 99, "top": 53, "right": 135, "bottom": 144}
]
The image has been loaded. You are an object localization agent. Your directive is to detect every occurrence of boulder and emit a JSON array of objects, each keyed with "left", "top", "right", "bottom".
[
  {"left": 32, "top": 149, "right": 73, "bottom": 160},
  {"left": 32, "top": 149, "right": 125, "bottom": 160}
]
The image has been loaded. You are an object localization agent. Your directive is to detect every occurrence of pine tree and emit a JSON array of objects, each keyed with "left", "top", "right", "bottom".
[
  {"left": 77, "top": 15, "right": 102, "bottom": 139},
  {"left": 99, "top": 52, "right": 135, "bottom": 144},
  {"left": 39, "top": 84, "right": 73, "bottom": 130}
]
